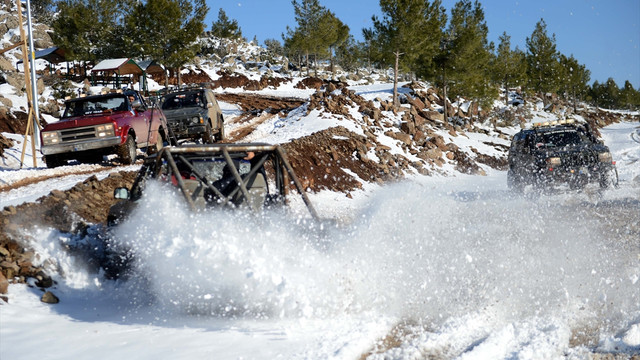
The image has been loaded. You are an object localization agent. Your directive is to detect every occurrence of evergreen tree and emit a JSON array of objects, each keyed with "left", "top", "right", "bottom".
[
  {"left": 558, "top": 54, "right": 590, "bottom": 110},
  {"left": 369, "top": 0, "right": 446, "bottom": 106},
  {"left": 31, "top": 0, "right": 56, "bottom": 25},
  {"left": 317, "top": 10, "right": 350, "bottom": 76},
  {"left": 284, "top": 0, "right": 325, "bottom": 75},
  {"left": 335, "top": 35, "right": 366, "bottom": 72},
  {"left": 211, "top": 8, "right": 242, "bottom": 40},
  {"left": 125, "top": 0, "right": 208, "bottom": 86},
  {"left": 52, "top": 0, "right": 130, "bottom": 64},
  {"left": 444, "top": 0, "right": 496, "bottom": 109},
  {"left": 492, "top": 32, "right": 527, "bottom": 105},
  {"left": 619, "top": 80, "right": 640, "bottom": 109},
  {"left": 264, "top": 39, "right": 284, "bottom": 57},
  {"left": 526, "top": 19, "right": 560, "bottom": 97}
]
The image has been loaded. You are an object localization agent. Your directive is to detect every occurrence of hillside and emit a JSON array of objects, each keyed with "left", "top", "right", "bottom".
[{"left": 1, "top": 14, "right": 640, "bottom": 359}]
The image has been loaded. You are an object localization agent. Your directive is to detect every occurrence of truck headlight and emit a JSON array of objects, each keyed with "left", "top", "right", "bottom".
[
  {"left": 95, "top": 123, "right": 115, "bottom": 137},
  {"left": 191, "top": 116, "right": 203, "bottom": 125},
  {"left": 598, "top": 152, "right": 612, "bottom": 163},
  {"left": 42, "top": 131, "right": 60, "bottom": 145},
  {"left": 546, "top": 157, "right": 561, "bottom": 166}
]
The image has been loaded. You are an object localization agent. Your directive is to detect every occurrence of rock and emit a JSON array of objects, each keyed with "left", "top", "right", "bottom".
[
  {"left": 0, "top": 56, "right": 14, "bottom": 72},
  {"left": 41, "top": 291, "right": 59, "bottom": 304},
  {"left": 425, "top": 111, "right": 444, "bottom": 122},
  {"left": 0, "top": 271, "right": 8, "bottom": 294}
]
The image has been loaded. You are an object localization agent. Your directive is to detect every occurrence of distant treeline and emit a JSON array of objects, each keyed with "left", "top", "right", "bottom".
[{"left": 34, "top": 0, "right": 640, "bottom": 109}]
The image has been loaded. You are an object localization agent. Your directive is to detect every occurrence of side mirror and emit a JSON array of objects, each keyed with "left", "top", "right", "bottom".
[
  {"left": 131, "top": 100, "right": 142, "bottom": 110},
  {"left": 207, "top": 103, "right": 213, "bottom": 108},
  {"left": 114, "top": 187, "right": 130, "bottom": 200}
]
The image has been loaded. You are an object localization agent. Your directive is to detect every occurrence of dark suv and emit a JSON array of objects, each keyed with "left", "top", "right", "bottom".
[
  {"left": 507, "top": 119, "right": 617, "bottom": 192},
  {"left": 161, "top": 88, "right": 225, "bottom": 143}
]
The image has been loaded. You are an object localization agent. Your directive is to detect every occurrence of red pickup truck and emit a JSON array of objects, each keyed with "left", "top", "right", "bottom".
[{"left": 40, "top": 91, "right": 168, "bottom": 168}]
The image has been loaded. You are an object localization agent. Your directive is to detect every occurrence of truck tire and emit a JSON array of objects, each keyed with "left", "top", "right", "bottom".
[
  {"left": 217, "top": 114, "right": 225, "bottom": 142},
  {"left": 203, "top": 122, "right": 215, "bottom": 144},
  {"left": 44, "top": 154, "right": 64, "bottom": 168},
  {"left": 147, "top": 131, "right": 164, "bottom": 155},
  {"left": 117, "top": 135, "right": 137, "bottom": 165},
  {"left": 507, "top": 169, "right": 524, "bottom": 194}
]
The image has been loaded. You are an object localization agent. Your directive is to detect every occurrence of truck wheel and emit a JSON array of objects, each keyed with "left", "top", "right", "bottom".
[
  {"left": 507, "top": 169, "right": 524, "bottom": 194},
  {"left": 217, "top": 114, "right": 225, "bottom": 142},
  {"left": 147, "top": 132, "right": 164, "bottom": 155},
  {"left": 203, "top": 122, "right": 215, "bottom": 144},
  {"left": 599, "top": 172, "right": 610, "bottom": 189},
  {"left": 117, "top": 135, "right": 137, "bottom": 165},
  {"left": 44, "top": 154, "right": 64, "bottom": 168}
]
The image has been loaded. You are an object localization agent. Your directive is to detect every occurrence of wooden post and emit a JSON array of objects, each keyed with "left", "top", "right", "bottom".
[{"left": 16, "top": 0, "right": 37, "bottom": 168}]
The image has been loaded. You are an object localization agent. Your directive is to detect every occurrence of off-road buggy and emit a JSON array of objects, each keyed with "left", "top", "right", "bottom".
[
  {"left": 102, "top": 143, "right": 320, "bottom": 279},
  {"left": 507, "top": 119, "right": 618, "bottom": 193},
  {"left": 107, "top": 143, "right": 319, "bottom": 225}
]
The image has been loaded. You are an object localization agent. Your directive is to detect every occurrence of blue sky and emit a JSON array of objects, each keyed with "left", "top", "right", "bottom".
[{"left": 205, "top": 0, "right": 640, "bottom": 88}]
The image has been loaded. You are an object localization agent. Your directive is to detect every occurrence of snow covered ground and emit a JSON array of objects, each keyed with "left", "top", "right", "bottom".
[{"left": 1, "top": 81, "right": 639, "bottom": 359}]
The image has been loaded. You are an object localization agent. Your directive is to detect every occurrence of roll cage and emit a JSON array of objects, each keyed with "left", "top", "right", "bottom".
[{"left": 130, "top": 143, "right": 319, "bottom": 220}]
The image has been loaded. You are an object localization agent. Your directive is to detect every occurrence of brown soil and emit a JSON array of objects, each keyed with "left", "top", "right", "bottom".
[{"left": 216, "top": 93, "right": 304, "bottom": 114}]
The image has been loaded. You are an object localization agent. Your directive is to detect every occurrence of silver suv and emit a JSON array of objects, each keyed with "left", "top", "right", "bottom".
[{"left": 161, "top": 88, "right": 225, "bottom": 143}]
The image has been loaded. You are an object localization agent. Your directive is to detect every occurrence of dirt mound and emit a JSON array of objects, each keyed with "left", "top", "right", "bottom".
[
  {"left": 294, "top": 77, "right": 324, "bottom": 90},
  {"left": 283, "top": 126, "right": 401, "bottom": 193},
  {"left": 0, "top": 133, "right": 13, "bottom": 156},
  {"left": 0, "top": 171, "right": 137, "bottom": 297},
  {"left": 211, "top": 72, "right": 291, "bottom": 90},
  {"left": 0, "top": 110, "right": 30, "bottom": 134},
  {"left": 215, "top": 93, "right": 304, "bottom": 114}
]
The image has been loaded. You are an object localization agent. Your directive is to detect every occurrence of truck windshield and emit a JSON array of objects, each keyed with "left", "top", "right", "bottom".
[
  {"left": 63, "top": 96, "right": 127, "bottom": 118},
  {"left": 536, "top": 130, "right": 585, "bottom": 148}
]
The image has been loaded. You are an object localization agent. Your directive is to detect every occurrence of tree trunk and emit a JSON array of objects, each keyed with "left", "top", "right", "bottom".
[
  {"left": 504, "top": 78, "right": 509, "bottom": 106},
  {"left": 393, "top": 51, "right": 400, "bottom": 108},
  {"left": 305, "top": 50, "right": 310, "bottom": 77},
  {"left": 330, "top": 46, "right": 334, "bottom": 79},
  {"left": 177, "top": 67, "right": 182, "bottom": 87},
  {"left": 443, "top": 63, "right": 448, "bottom": 124}
]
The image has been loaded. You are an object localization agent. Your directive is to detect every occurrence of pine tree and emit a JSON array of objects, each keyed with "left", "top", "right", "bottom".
[
  {"left": 558, "top": 54, "right": 590, "bottom": 110},
  {"left": 335, "top": 35, "right": 366, "bottom": 73},
  {"left": 284, "top": 0, "right": 325, "bottom": 76},
  {"left": 526, "top": 19, "right": 560, "bottom": 97},
  {"left": 317, "top": 10, "right": 349, "bottom": 76},
  {"left": 369, "top": 0, "right": 447, "bottom": 107},
  {"left": 444, "top": 0, "right": 496, "bottom": 109},
  {"left": 619, "top": 80, "right": 640, "bottom": 109},
  {"left": 52, "top": 0, "right": 130, "bottom": 63},
  {"left": 125, "top": 0, "right": 208, "bottom": 86},
  {"left": 492, "top": 32, "right": 527, "bottom": 105},
  {"left": 211, "top": 8, "right": 243, "bottom": 40}
]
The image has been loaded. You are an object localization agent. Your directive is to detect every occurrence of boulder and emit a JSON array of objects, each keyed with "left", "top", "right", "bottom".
[{"left": 41, "top": 291, "right": 59, "bottom": 304}]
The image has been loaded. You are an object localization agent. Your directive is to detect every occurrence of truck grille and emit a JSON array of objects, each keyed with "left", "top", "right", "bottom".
[
  {"left": 58, "top": 126, "right": 97, "bottom": 143},
  {"left": 563, "top": 151, "right": 597, "bottom": 166}
]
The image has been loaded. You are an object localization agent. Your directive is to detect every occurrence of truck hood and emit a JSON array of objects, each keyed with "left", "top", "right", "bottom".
[{"left": 42, "top": 112, "right": 128, "bottom": 131}]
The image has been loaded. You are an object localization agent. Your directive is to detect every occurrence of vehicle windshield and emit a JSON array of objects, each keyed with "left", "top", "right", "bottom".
[
  {"left": 535, "top": 130, "right": 586, "bottom": 148},
  {"left": 62, "top": 95, "right": 127, "bottom": 118},
  {"left": 162, "top": 91, "right": 205, "bottom": 110}
]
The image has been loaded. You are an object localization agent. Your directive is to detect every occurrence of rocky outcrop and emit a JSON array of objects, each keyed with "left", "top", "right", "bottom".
[{"left": 0, "top": 171, "right": 137, "bottom": 300}]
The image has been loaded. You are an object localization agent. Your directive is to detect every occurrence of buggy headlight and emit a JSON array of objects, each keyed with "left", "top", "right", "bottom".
[
  {"left": 42, "top": 131, "right": 60, "bottom": 145},
  {"left": 598, "top": 152, "right": 612, "bottom": 163},
  {"left": 95, "top": 123, "right": 115, "bottom": 137},
  {"left": 546, "top": 157, "right": 561, "bottom": 166}
]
